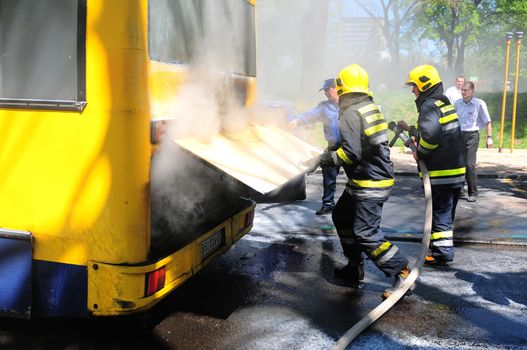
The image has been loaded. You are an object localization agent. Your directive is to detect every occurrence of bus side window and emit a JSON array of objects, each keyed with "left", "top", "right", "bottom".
[{"left": 0, "top": 0, "right": 86, "bottom": 110}]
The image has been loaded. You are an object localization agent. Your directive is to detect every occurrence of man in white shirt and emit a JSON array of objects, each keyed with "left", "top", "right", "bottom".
[
  {"left": 445, "top": 75, "right": 465, "bottom": 104},
  {"left": 454, "top": 81, "right": 493, "bottom": 202}
]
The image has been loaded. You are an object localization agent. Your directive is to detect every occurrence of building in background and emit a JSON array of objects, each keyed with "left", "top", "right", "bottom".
[{"left": 327, "top": 15, "right": 388, "bottom": 89}]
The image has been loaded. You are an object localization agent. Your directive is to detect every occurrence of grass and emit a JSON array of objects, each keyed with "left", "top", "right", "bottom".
[
  {"left": 479, "top": 92, "right": 527, "bottom": 150},
  {"left": 300, "top": 91, "right": 527, "bottom": 150}
]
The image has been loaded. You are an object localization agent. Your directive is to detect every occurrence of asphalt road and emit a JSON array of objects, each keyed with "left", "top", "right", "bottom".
[{"left": 1, "top": 173, "right": 526, "bottom": 349}]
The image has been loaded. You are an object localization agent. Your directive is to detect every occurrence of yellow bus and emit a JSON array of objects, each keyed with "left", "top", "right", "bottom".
[{"left": 0, "top": 0, "right": 268, "bottom": 319}]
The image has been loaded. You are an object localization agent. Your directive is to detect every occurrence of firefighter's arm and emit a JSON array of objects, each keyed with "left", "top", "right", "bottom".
[
  {"left": 320, "top": 111, "right": 361, "bottom": 168},
  {"left": 416, "top": 104, "right": 442, "bottom": 159}
]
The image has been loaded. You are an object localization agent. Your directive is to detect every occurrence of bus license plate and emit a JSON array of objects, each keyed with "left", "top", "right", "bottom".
[{"left": 200, "top": 229, "right": 224, "bottom": 258}]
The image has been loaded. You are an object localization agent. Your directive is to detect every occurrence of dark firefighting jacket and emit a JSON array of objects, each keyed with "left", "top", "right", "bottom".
[
  {"left": 332, "top": 93, "right": 394, "bottom": 201},
  {"left": 413, "top": 83, "right": 466, "bottom": 187}
]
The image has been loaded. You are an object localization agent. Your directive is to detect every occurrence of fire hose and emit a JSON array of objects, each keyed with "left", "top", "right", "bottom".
[{"left": 332, "top": 122, "right": 433, "bottom": 350}]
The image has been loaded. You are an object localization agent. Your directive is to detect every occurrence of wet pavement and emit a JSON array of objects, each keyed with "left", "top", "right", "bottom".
[
  {"left": 1, "top": 171, "right": 527, "bottom": 349},
  {"left": 256, "top": 174, "right": 527, "bottom": 246}
]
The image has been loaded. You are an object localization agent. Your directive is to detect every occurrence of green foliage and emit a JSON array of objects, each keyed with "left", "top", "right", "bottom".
[
  {"left": 376, "top": 91, "right": 418, "bottom": 124},
  {"left": 479, "top": 92, "right": 527, "bottom": 149},
  {"left": 417, "top": 0, "right": 494, "bottom": 73},
  {"left": 421, "top": 1, "right": 481, "bottom": 41},
  {"left": 412, "top": 0, "right": 527, "bottom": 77},
  {"left": 495, "top": 0, "right": 527, "bottom": 28}
]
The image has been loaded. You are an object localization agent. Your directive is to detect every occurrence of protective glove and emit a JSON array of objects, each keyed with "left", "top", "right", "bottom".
[
  {"left": 397, "top": 120, "right": 418, "bottom": 137},
  {"left": 301, "top": 156, "right": 321, "bottom": 173},
  {"left": 486, "top": 136, "right": 493, "bottom": 148},
  {"left": 397, "top": 120, "right": 410, "bottom": 132},
  {"left": 408, "top": 125, "right": 418, "bottom": 138},
  {"left": 319, "top": 151, "right": 340, "bottom": 168}
]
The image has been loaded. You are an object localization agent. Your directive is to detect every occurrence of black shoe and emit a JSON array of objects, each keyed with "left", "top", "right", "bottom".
[
  {"left": 316, "top": 205, "right": 334, "bottom": 215},
  {"left": 334, "top": 262, "right": 364, "bottom": 287},
  {"left": 424, "top": 255, "right": 452, "bottom": 267}
]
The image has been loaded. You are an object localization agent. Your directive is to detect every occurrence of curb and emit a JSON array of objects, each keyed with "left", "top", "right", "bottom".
[
  {"left": 252, "top": 230, "right": 527, "bottom": 247},
  {"left": 394, "top": 171, "right": 527, "bottom": 180},
  {"left": 311, "top": 169, "right": 526, "bottom": 180},
  {"left": 385, "top": 234, "right": 527, "bottom": 247}
]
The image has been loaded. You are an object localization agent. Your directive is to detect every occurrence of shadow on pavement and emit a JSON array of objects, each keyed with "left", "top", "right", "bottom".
[{"left": 0, "top": 316, "right": 171, "bottom": 350}]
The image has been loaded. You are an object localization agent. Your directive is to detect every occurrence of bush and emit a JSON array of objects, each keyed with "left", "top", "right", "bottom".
[{"left": 479, "top": 92, "right": 527, "bottom": 149}]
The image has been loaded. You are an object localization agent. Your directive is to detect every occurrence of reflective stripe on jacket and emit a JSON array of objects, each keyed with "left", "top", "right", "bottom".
[
  {"left": 415, "top": 87, "right": 466, "bottom": 187},
  {"left": 334, "top": 93, "right": 394, "bottom": 201}
]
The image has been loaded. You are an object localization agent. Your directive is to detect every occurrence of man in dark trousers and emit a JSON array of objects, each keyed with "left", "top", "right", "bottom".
[
  {"left": 289, "top": 79, "right": 340, "bottom": 215},
  {"left": 318, "top": 64, "right": 410, "bottom": 299},
  {"left": 399, "top": 64, "right": 466, "bottom": 266},
  {"left": 454, "top": 81, "right": 493, "bottom": 202}
]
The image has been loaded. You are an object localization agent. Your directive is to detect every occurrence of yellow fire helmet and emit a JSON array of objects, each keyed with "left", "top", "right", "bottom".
[
  {"left": 406, "top": 64, "right": 442, "bottom": 92},
  {"left": 335, "top": 64, "right": 369, "bottom": 96}
]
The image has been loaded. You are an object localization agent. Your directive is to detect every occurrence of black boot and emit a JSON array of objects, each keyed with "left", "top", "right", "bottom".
[
  {"left": 334, "top": 261, "right": 364, "bottom": 287},
  {"left": 316, "top": 205, "right": 334, "bottom": 215}
]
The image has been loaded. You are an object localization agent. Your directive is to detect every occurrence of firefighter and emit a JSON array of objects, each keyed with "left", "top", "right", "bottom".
[
  {"left": 398, "top": 64, "right": 466, "bottom": 266},
  {"left": 319, "top": 64, "right": 411, "bottom": 299}
]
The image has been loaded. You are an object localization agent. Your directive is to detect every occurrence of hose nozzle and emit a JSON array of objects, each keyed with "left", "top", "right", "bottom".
[{"left": 388, "top": 121, "right": 402, "bottom": 147}]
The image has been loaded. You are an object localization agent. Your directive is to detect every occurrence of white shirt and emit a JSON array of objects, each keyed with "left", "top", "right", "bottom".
[
  {"left": 454, "top": 97, "right": 491, "bottom": 132},
  {"left": 445, "top": 86, "right": 462, "bottom": 104}
]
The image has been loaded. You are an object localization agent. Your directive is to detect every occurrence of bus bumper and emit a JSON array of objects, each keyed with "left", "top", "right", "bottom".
[{"left": 87, "top": 204, "right": 254, "bottom": 316}]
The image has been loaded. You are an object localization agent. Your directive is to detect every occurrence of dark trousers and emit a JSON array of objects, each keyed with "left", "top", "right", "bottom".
[
  {"left": 321, "top": 166, "right": 340, "bottom": 207},
  {"left": 463, "top": 131, "right": 479, "bottom": 196},
  {"left": 430, "top": 186, "right": 461, "bottom": 261},
  {"left": 332, "top": 191, "right": 408, "bottom": 277}
]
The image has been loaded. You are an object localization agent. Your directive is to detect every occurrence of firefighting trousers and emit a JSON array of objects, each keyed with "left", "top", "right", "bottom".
[
  {"left": 430, "top": 186, "right": 461, "bottom": 261},
  {"left": 322, "top": 165, "right": 340, "bottom": 207},
  {"left": 332, "top": 191, "right": 408, "bottom": 277}
]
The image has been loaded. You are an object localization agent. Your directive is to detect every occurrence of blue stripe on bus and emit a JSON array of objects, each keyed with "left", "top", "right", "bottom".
[
  {"left": 0, "top": 236, "right": 32, "bottom": 318},
  {"left": 32, "top": 260, "right": 89, "bottom": 317}
]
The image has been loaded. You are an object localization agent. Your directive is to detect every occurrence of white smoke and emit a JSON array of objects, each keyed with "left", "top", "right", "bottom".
[{"left": 149, "top": 0, "right": 258, "bottom": 257}]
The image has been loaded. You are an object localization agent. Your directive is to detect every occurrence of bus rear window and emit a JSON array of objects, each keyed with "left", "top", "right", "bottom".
[
  {"left": 0, "top": 0, "right": 86, "bottom": 111},
  {"left": 148, "top": 0, "right": 256, "bottom": 77}
]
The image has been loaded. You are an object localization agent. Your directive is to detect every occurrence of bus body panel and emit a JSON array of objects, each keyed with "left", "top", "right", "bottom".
[
  {"left": 0, "top": 0, "right": 262, "bottom": 318},
  {"left": 0, "top": 0, "right": 151, "bottom": 266}
]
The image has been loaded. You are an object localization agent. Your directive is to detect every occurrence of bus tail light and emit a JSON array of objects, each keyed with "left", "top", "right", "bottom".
[
  {"left": 145, "top": 266, "right": 166, "bottom": 297},
  {"left": 245, "top": 209, "right": 255, "bottom": 227}
]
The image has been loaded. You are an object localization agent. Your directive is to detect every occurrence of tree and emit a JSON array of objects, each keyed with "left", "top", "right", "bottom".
[
  {"left": 355, "top": 0, "right": 423, "bottom": 64},
  {"left": 416, "top": 0, "right": 527, "bottom": 76},
  {"left": 418, "top": 1, "right": 484, "bottom": 75}
]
